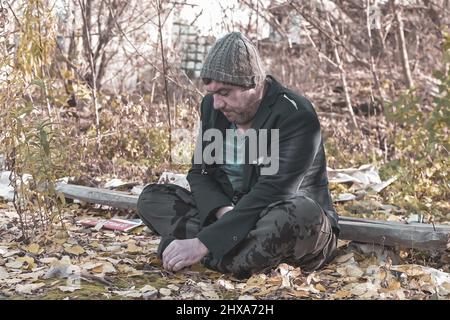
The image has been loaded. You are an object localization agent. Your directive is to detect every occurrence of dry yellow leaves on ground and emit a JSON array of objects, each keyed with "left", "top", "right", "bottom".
[{"left": 64, "top": 245, "right": 85, "bottom": 255}]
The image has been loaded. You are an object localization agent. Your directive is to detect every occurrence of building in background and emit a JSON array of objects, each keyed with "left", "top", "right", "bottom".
[{"left": 171, "top": 19, "right": 214, "bottom": 78}]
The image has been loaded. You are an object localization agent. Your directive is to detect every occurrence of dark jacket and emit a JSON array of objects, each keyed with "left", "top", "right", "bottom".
[{"left": 187, "top": 76, "right": 339, "bottom": 259}]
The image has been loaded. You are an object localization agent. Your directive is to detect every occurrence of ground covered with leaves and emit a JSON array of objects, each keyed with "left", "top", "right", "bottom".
[{"left": 1, "top": 199, "right": 449, "bottom": 300}]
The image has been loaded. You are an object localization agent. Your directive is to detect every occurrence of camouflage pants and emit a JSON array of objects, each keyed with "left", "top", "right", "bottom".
[{"left": 137, "top": 183, "right": 337, "bottom": 278}]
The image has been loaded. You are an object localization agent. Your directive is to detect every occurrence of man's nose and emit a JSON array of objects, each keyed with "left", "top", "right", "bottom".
[{"left": 213, "top": 95, "right": 225, "bottom": 110}]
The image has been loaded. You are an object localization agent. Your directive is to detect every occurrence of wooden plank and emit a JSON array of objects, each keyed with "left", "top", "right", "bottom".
[
  {"left": 338, "top": 217, "right": 450, "bottom": 251},
  {"left": 56, "top": 183, "right": 139, "bottom": 210},
  {"left": 56, "top": 183, "right": 450, "bottom": 250}
]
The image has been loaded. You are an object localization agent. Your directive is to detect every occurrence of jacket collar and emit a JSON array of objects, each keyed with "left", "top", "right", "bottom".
[{"left": 250, "top": 75, "right": 283, "bottom": 130}]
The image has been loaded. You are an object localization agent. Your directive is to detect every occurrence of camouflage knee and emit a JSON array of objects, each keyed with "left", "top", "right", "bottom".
[
  {"left": 201, "top": 195, "right": 332, "bottom": 278},
  {"left": 137, "top": 183, "right": 200, "bottom": 239}
]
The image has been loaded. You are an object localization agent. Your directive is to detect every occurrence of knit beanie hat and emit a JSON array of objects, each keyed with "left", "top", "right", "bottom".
[{"left": 200, "top": 32, "right": 265, "bottom": 88}]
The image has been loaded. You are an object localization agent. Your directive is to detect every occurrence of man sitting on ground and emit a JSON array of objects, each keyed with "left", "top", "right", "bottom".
[{"left": 137, "top": 32, "right": 339, "bottom": 278}]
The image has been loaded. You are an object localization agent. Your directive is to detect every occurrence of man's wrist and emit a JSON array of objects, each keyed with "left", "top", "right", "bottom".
[{"left": 195, "top": 238, "right": 209, "bottom": 256}]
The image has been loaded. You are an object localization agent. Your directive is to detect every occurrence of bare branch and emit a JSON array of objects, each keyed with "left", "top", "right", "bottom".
[
  {"left": 157, "top": 0, "right": 172, "bottom": 165},
  {"left": 392, "top": 0, "right": 414, "bottom": 89},
  {"left": 78, "top": 0, "right": 101, "bottom": 151}
]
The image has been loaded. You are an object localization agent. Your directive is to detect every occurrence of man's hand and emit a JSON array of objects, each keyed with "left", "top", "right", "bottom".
[
  {"left": 162, "top": 238, "right": 209, "bottom": 272},
  {"left": 215, "top": 206, "right": 233, "bottom": 219}
]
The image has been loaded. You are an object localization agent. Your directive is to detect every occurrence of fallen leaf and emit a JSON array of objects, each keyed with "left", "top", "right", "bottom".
[
  {"left": 390, "top": 264, "right": 425, "bottom": 277},
  {"left": 202, "top": 289, "right": 219, "bottom": 299},
  {"left": 235, "top": 283, "right": 246, "bottom": 290},
  {"left": 244, "top": 274, "right": 267, "bottom": 292},
  {"left": 279, "top": 264, "right": 292, "bottom": 288},
  {"left": 334, "top": 253, "right": 354, "bottom": 264},
  {"left": 40, "top": 257, "right": 58, "bottom": 264},
  {"left": 80, "top": 262, "right": 103, "bottom": 271},
  {"left": 392, "top": 289, "right": 406, "bottom": 300},
  {"left": 52, "top": 230, "right": 69, "bottom": 244},
  {"left": 332, "top": 290, "right": 352, "bottom": 299},
  {"left": 5, "top": 259, "right": 23, "bottom": 269},
  {"left": 3, "top": 278, "right": 23, "bottom": 285},
  {"left": 117, "top": 264, "right": 143, "bottom": 276},
  {"left": 116, "top": 235, "right": 131, "bottom": 242},
  {"left": 315, "top": 283, "right": 327, "bottom": 292},
  {"left": 126, "top": 241, "right": 142, "bottom": 253},
  {"left": 15, "top": 282, "right": 45, "bottom": 295},
  {"left": 342, "top": 281, "right": 378, "bottom": 298},
  {"left": 64, "top": 245, "right": 85, "bottom": 255},
  {"left": 253, "top": 286, "right": 280, "bottom": 297},
  {"left": 113, "top": 289, "right": 142, "bottom": 298},
  {"left": 167, "top": 284, "right": 179, "bottom": 291},
  {"left": 44, "top": 257, "right": 79, "bottom": 280},
  {"left": 387, "top": 279, "right": 401, "bottom": 290},
  {"left": 196, "top": 281, "right": 220, "bottom": 299},
  {"left": 17, "top": 270, "right": 45, "bottom": 280},
  {"left": 140, "top": 285, "right": 157, "bottom": 293},
  {"left": 294, "top": 284, "right": 320, "bottom": 294},
  {"left": 3, "top": 250, "right": 21, "bottom": 258},
  {"left": 91, "top": 262, "right": 116, "bottom": 274},
  {"left": 365, "top": 265, "right": 385, "bottom": 278},
  {"left": 440, "top": 282, "right": 450, "bottom": 296},
  {"left": 17, "top": 256, "right": 36, "bottom": 270},
  {"left": 104, "top": 245, "right": 121, "bottom": 252},
  {"left": 217, "top": 279, "right": 235, "bottom": 290},
  {"left": 26, "top": 243, "right": 40, "bottom": 254},
  {"left": 101, "top": 262, "right": 117, "bottom": 274},
  {"left": 306, "top": 272, "right": 321, "bottom": 285},
  {"left": 265, "top": 274, "right": 282, "bottom": 287},
  {"left": 0, "top": 266, "right": 9, "bottom": 279},
  {"left": 180, "top": 292, "right": 195, "bottom": 299},
  {"left": 58, "top": 285, "right": 80, "bottom": 292},
  {"left": 388, "top": 264, "right": 450, "bottom": 295},
  {"left": 337, "top": 264, "right": 364, "bottom": 278},
  {"left": 159, "top": 288, "right": 171, "bottom": 296},
  {"left": 143, "top": 290, "right": 158, "bottom": 300},
  {"left": 189, "top": 263, "right": 210, "bottom": 273},
  {"left": 102, "top": 257, "right": 121, "bottom": 265},
  {"left": 386, "top": 214, "right": 402, "bottom": 222},
  {"left": 238, "top": 295, "right": 256, "bottom": 300},
  {"left": 288, "top": 290, "right": 311, "bottom": 298}
]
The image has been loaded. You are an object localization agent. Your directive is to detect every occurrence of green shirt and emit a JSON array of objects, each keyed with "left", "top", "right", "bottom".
[{"left": 222, "top": 123, "right": 245, "bottom": 193}]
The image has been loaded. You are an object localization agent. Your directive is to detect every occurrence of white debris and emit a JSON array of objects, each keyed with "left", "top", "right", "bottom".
[
  {"left": 327, "top": 165, "right": 397, "bottom": 202},
  {"left": 157, "top": 172, "right": 190, "bottom": 191}
]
